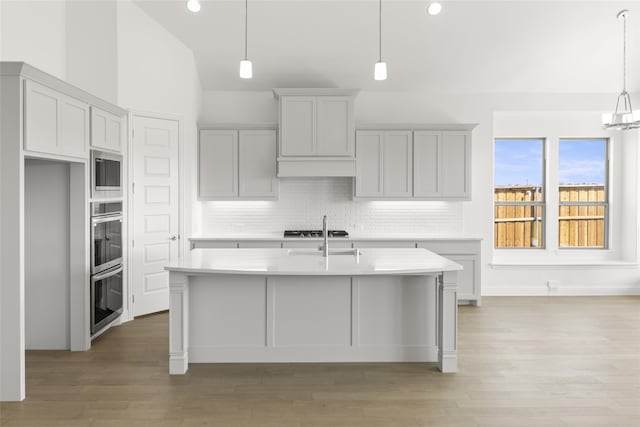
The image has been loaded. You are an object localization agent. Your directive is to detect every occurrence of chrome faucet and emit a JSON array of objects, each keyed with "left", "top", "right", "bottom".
[{"left": 322, "top": 215, "right": 329, "bottom": 257}]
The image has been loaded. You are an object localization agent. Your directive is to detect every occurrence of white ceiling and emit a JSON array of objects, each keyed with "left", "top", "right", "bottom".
[{"left": 133, "top": 0, "right": 640, "bottom": 93}]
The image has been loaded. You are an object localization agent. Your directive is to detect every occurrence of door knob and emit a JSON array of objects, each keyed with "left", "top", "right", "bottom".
[{"left": 169, "top": 235, "right": 177, "bottom": 241}]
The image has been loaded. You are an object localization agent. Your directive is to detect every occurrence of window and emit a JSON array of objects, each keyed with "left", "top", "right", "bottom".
[
  {"left": 558, "top": 139, "right": 608, "bottom": 248},
  {"left": 494, "top": 139, "right": 545, "bottom": 248}
]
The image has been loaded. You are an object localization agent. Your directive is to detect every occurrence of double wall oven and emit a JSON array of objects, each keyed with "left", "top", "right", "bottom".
[
  {"left": 90, "top": 148, "right": 124, "bottom": 335},
  {"left": 90, "top": 201, "right": 123, "bottom": 334}
]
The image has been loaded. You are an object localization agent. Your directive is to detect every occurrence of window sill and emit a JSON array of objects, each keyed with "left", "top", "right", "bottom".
[{"left": 490, "top": 261, "right": 638, "bottom": 269}]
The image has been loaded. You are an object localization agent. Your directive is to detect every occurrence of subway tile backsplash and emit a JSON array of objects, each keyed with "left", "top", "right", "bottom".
[{"left": 198, "top": 178, "right": 463, "bottom": 235}]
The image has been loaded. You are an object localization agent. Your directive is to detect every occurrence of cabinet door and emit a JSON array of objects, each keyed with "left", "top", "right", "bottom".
[
  {"left": 383, "top": 131, "right": 413, "bottom": 197},
  {"left": 442, "top": 131, "right": 471, "bottom": 198},
  {"left": 280, "top": 96, "right": 315, "bottom": 156},
  {"left": 413, "top": 131, "right": 441, "bottom": 198},
  {"left": 316, "top": 96, "right": 353, "bottom": 156},
  {"left": 444, "top": 254, "right": 478, "bottom": 302},
  {"left": 238, "top": 130, "right": 277, "bottom": 198},
  {"left": 199, "top": 130, "right": 238, "bottom": 199},
  {"left": 355, "top": 131, "right": 383, "bottom": 197},
  {"left": 59, "top": 96, "right": 89, "bottom": 158},
  {"left": 24, "top": 80, "right": 60, "bottom": 154},
  {"left": 238, "top": 241, "right": 282, "bottom": 248},
  {"left": 91, "top": 107, "right": 123, "bottom": 152}
]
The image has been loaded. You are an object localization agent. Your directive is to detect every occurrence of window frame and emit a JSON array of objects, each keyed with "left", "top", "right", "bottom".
[
  {"left": 557, "top": 138, "right": 609, "bottom": 250},
  {"left": 494, "top": 138, "right": 547, "bottom": 250}
]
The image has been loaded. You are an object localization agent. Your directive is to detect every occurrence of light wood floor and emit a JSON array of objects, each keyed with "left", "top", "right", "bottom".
[{"left": 1, "top": 297, "right": 639, "bottom": 427}]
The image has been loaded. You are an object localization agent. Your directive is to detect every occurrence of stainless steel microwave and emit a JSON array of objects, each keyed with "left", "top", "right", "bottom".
[{"left": 91, "top": 150, "right": 122, "bottom": 199}]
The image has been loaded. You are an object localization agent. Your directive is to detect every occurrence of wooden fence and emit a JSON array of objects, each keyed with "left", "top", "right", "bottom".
[{"left": 495, "top": 184, "right": 605, "bottom": 248}]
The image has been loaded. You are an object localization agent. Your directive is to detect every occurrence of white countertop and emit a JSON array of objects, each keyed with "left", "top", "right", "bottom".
[
  {"left": 165, "top": 248, "right": 462, "bottom": 276},
  {"left": 189, "top": 234, "right": 482, "bottom": 242}
]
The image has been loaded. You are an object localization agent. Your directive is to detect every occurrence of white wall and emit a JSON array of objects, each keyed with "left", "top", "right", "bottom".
[
  {"left": 0, "top": 0, "right": 67, "bottom": 79},
  {"left": 65, "top": 0, "right": 118, "bottom": 104},
  {"left": 117, "top": 0, "right": 202, "bottom": 253},
  {"left": 24, "top": 160, "right": 70, "bottom": 350},
  {"left": 199, "top": 89, "right": 640, "bottom": 296}
]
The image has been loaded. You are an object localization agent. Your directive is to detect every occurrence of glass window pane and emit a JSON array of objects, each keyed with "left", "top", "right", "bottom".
[
  {"left": 558, "top": 205, "right": 605, "bottom": 248},
  {"left": 495, "top": 139, "right": 544, "bottom": 197},
  {"left": 559, "top": 139, "right": 607, "bottom": 248},
  {"left": 559, "top": 139, "right": 606, "bottom": 189},
  {"left": 495, "top": 204, "right": 543, "bottom": 248},
  {"left": 494, "top": 139, "right": 544, "bottom": 249}
]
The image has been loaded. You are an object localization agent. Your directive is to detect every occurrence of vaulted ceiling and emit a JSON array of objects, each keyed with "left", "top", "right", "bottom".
[{"left": 133, "top": 0, "right": 640, "bottom": 93}]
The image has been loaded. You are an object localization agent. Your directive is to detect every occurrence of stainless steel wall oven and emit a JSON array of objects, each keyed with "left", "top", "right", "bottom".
[{"left": 90, "top": 201, "right": 123, "bottom": 334}]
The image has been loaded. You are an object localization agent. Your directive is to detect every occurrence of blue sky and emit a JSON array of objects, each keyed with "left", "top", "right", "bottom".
[{"left": 495, "top": 139, "right": 606, "bottom": 186}]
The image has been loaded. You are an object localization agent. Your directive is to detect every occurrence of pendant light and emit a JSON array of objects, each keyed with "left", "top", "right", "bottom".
[
  {"left": 374, "top": 0, "right": 387, "bottom": 81},
  {"left": 239, "top": 0, "right": 253, "bottom": 79},
  {"left": 602, "top": 10, "right": 640, "bottom": 130}
]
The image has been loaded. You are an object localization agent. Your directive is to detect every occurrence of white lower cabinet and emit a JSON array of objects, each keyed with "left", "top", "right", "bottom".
[
  {"left": 351, "top": 241, "right": 416, "bottom": 248},
  {"left": 237, "top": 241, "right": 282, "bottom": 248},
  {"left": 416, "top": 240, "right": 481, "bottom": 305},
  {"left": 188, "top": 237, "right": 481, "bottom": 305},
  {"left": 24, "top": 79, "right": 89, "bottom": 158},
  {"left": 191, "top": 241, "right": 239, "bottom": 250},
  {"left": 282, "top": 240, "right": 352, "bottom": 249},
  {"left": 198, "top": 129, "right": 277, "bottom": 200}
]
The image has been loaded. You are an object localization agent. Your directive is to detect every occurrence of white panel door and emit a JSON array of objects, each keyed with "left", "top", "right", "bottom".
[
  {"left": 442, "top": 131, "right": 470, "bottom": 198},
  {"left": 355, "top": 131, "right": 383, "bottom": 197},
  {"left": 280, "top": 96, "right": 315, "bottom": 156},
  {"left": 383, "top": 131, "right": 413, "bottom": 197},
  {"left": 316, "top": 96, "right": 352, "bottom": 156},
  {"left": 132, "top": 115, "right": 180, "bottom": 317},
  {"left": 238, "top": 130, "right": 277, "bottom": 198},
  {"left": 413, "top": 131, "right": 441, "bottom": 198}
]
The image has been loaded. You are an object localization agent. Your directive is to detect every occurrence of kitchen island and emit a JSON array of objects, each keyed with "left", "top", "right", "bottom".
[{"left": 165, "top": 248, "right": 462, "bottom": 374}]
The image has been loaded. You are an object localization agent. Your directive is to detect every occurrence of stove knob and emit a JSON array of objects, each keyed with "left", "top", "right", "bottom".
[{"left": 299, "top": 232, "right": 305, "bottom": 237}]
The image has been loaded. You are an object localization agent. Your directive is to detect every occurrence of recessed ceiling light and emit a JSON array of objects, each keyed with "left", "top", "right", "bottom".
[
  {"left": 426, "top": 2, "right": 442, "bottom": 16},
  {"left": 187, "top": 0, "right": 201, "bottom": 13}
]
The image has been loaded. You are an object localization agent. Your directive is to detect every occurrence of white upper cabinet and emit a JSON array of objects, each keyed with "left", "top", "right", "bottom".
[
  {"left": 273, "top": 88, "right": 358, "bottom": 177},
  {"left": 355, "top": 131, "right": 413, "bottom": 198},
  {"left": 316, "top": 97, "right": 353, "bottom": 156},
  {"left": 441, "top": 131, "right": 471, "bottom": 199},
  {"left": 414, "top": 130, "right": 471, "bottom": 200},
  {"left": 413, "top": 131, "right": 441, "bottom": 198},
  {"left": 198, "top": 128, "right": 278, "bottom": 200},
  {"left": 238, "top": 130, "right": 278, "bottom": 198},
  {"left": 24, "top": 79, "right": 89, "bottom": 158},
  {"left": 199, "top": 130, "right": 238, "bottom": 198},
  {"left": 356, "top": 126, "right": 474, "bottom": 200},
  {"left": 91, "top": 107, "right": 124, "bottom": 152},
  {"left": 383, "top": 131, "right": 413, "bottom": 197},
  {"left": 280, "top": 96, "right": 315, "bottom": 156},
  {"left": 355, "top": 132, "right": 383, "bottom": 197}
]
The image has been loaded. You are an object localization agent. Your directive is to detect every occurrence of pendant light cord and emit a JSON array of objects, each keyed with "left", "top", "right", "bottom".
[
  {"left": 244, "top": 0, "right": 248, "bottom": 60},
  {"left": 622, "top": 13, "right": 626, "bottom": 93},
  {"left": 378, "top": 0, "right": 382, "bottom": 61}
]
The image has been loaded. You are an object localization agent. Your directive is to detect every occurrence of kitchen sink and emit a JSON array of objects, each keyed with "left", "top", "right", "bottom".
[{"left": 287, "top": 249, "right": 362, "bottom": 256}]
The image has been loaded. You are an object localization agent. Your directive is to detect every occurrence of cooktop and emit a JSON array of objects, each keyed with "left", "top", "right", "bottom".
[{"left": 284, "top": 230, "right": 349, "bottom": 238}]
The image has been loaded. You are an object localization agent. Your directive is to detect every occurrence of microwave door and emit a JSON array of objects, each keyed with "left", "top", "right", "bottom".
[{"left": 95, "top": 157, "right": 121, "bottom": 190}]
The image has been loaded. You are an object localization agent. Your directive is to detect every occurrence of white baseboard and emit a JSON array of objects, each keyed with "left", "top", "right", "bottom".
[{"left": 483, "top": 283, "right": 640, "bottom": 296}]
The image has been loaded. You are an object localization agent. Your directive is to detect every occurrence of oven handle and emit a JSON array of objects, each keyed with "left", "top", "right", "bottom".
[
  {"left": 92, "top": 265, "right": 124, "bottom": 281},
  {"left": 92, "top": 215, "right": 123, "bottom": 225}
]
